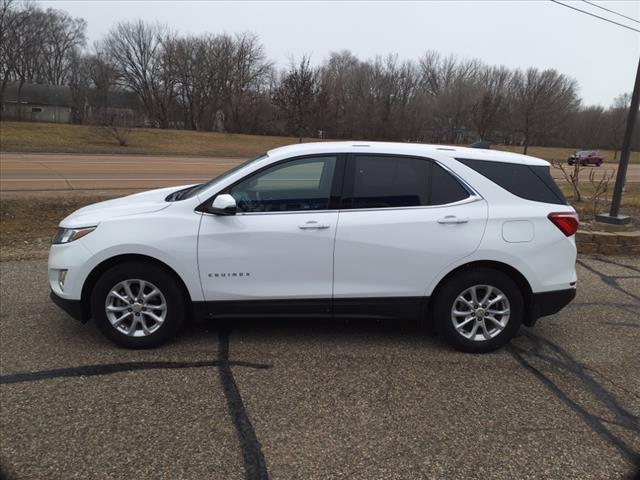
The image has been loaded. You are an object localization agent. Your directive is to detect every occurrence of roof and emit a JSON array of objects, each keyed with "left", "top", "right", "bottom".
[
  {"left": 267, "top": 141, "right": 549, "bottom": 166},
  {"left": 2, "top": 82, "right": 74, "bottom": 107}
]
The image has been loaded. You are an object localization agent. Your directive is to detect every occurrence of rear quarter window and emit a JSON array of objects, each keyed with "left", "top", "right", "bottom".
[
  {"left": 456, "top": 158, "right": 567, "bottom": 205},
  {"left": 430, "top": 162, "right": 471, "bottom": 205}
]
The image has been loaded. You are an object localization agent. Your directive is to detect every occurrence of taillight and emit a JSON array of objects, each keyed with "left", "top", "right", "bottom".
[{"left": 548, "top": 212, "right": 579, "bottom": 236}]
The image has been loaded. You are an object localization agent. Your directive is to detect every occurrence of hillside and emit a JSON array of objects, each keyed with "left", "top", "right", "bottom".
[{"left": 1, "top": 121, "right": 638, "bottom": 164}]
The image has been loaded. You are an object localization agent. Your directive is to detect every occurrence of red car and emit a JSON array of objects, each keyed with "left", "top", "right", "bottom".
[{"left": 568, "top": 150, "right": 603, "bottom": 166}]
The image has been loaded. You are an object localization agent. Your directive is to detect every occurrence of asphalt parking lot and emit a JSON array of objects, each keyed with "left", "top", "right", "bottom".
[{"left": 1, "top": 256, "right": 639, "bottom": 479}]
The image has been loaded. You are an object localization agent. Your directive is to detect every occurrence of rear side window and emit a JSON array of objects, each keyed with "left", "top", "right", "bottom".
[
  {"left": 343, "top": 155, "right": 469, "bottom": 209},
  {"left": 431, "top": 163, "right": 472, "bottom": 205},
  {"left": 456, "top": 158, "right": 567, "bottom": 205}
]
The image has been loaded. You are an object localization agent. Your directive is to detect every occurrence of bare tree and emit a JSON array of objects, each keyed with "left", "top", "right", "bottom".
[
  {"left": 1, "top": 2, "right": 634, "bottom": 151},
  {"left": 418, "top": 52, "right": 483, "bottom": 143},
  {"left": 102, "top": 20, "right": 176, "bottom": 128},
  {"left": 273, "top": 55, "right": 318, "bottom": 140},
  {"left": 0, "top": 0, "right": 25, "bottom": 109},
  {"left": 39, "top": 7, "right": 86, "bottom": 85},
  {"left": 553, "top": 160, "right": 583, "bottom": 202},
  {"left": 511, "top": 68, "right": 580, "bottom": 154},
  {"left": 1, "top": 1, "right": 86, "bottom": 119},
  {"left": 607, "top": 93, "right": 631, "bottom": 160},
  {"left": 172, "top": 34, "right": 237, "bottom": 131},
  {"left": 1, "top": 2, "right": 48, "bottom": 111},
  {"left": 224, "top": 32, "right": 272, "bottom": 133},
  {"left": 470, "top": 66, "right": 511, "bottom": 141},
  {"left": 99, "top": 111, "right": 132, "bottom": 146}
]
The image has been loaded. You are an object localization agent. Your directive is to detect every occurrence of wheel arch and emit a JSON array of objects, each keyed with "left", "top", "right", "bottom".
[
  {"left": 80, "top": 254, "right": 193, "bottom": 322},
  {"left": 428, "top": 260, "right": 535, "bottom": 327}
]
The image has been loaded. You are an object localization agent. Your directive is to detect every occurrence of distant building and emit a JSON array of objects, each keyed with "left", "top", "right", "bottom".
[{"left": 1, "top": 82, "right": 74, "bottom": 123}]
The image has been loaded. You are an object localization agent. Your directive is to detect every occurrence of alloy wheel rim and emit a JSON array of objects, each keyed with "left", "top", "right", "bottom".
[
  {"left": 105, "top": 279, "right": 167, "bottom": 337},
  {"left": 450, "top": 284, "right": 510, "bottom": 342}
]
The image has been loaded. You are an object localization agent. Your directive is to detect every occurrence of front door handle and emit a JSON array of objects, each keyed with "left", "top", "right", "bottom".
[
  {"left": 437, "top": 216, "right": 469, "bottom": 224},
  {"left": 299, "top": 221, "right": 331, "bottom": 230}
]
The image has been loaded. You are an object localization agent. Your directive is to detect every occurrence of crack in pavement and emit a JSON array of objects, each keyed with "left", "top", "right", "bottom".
[
  {"left": 0, "top": 334, "right": 273, "bottom": 480},
  {"left": 217, "top": 328, "right": 270, "bottom": 480},
  {"left": 0, "top": 359, "right": 271, "bottom": 385},
  {"left": 509, "top": 331, "right": 640, "bottom": 466}
]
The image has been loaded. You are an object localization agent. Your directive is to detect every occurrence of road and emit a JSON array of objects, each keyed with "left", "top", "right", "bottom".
[
  {"left": 2, "top": 152, "right": 639, "bottom": 192},
  {"left": 0, "top": 153, "right": 243, "bottom": 191},
  {"left": 1, "top": 256, "right": 639, "bottom": 479}
]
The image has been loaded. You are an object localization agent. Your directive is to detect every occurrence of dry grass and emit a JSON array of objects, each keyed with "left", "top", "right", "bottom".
[
  {"left": 561, "top": 183, "right": 640, "bottom": 208},
  {"left": 561, "top": 183, "right": 640, "bottom": 227},
  {"left": 2, "top": 121, "right": 638, "bottom": 163},
  {"left": 0, "top": 121, "right": 316, "bottom": 157},
  {"left": 0, "top": 192, "right": 120, "bottom": 261}
]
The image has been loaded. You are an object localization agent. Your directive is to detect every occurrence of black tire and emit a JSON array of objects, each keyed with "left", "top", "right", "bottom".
[
  {"left": 91, "top": 261, "right": 186, "bottom": 348},
  {"left": 433, "top": 268, "right": 523, "bottom": 353}
]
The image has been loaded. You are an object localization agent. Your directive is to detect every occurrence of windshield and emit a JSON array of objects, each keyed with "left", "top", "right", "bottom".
[{"left": 166, "top": 153, "right": 268, "bottom": 201}]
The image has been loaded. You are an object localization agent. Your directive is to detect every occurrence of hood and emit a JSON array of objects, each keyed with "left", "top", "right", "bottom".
[{"left": 60, "top": 185, "right": 195, "bottom": 228}]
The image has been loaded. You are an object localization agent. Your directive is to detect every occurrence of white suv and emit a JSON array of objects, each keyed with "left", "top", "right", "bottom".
[{"left": 49, "top": 142, "right": 578, "bottom": 352}]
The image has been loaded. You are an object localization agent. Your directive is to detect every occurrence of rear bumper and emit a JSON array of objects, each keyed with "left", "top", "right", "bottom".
[
  {"left": 50, "top": 290, "right": 88, "bottom": 323},
  {"left": 525, "top": 288, "right": 576, "bottom": 326}
]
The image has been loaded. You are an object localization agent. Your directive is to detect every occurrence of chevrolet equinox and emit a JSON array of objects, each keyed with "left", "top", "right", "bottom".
[{"left": 49, "top": 142, "right": 578, "bottom": 352}]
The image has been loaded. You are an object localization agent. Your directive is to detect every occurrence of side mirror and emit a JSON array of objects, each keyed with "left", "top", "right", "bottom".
[{"left": 209, "top": 194, "right": 237, "bottom": 215}]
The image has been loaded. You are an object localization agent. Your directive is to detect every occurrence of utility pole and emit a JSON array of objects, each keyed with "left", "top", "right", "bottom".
[{"left": 596, "top": 57, "right": 640, "bottom": 225}]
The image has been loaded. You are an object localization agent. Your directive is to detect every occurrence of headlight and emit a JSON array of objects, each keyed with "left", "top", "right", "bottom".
[{"left": 52, "top": 226, "right": 96, "bottom": 244}]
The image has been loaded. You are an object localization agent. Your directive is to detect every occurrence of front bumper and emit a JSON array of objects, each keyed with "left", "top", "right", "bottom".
[
  {"left": 525, "top": 288, "right": 576, "bottom": 326},
  {"left": 50, "top": 290, "right": 88, "bottom": 323}
]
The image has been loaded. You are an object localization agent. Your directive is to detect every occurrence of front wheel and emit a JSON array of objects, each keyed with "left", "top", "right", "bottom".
[
  {"left": 91, "top": 262, "right": 186, "bottom": 348},
  {"left": 433, "top": 268, "right": 523, "bottom": 353}
]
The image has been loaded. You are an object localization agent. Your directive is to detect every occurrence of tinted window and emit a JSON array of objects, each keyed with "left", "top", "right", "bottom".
[
  {"left": 228, "top": 156, "right": 336, "bottom": 212},
  {"left": 430, "top": 163, "right": 471, "bottom": 205},
  {"left": 344, "top": 155, "right": 469, "bottom": 209},
  {"left": 350, "top": 155, "right": 429, "bottom": 208},
  {"left": 456, "top": 158, "right": 567, "bottom": 205}
]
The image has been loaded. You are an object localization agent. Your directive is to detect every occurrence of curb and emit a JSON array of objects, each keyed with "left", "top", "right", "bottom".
[{"left": 576, "top": 230, "right": 640, "bottom": 255}]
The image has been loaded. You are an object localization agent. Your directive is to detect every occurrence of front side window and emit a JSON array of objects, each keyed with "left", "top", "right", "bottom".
[
  {"left": 343, "top": 155, "right": 469, "bottom": 209},
  {"left": 228, "top": 156, "right": 336, "bottom": 213}
]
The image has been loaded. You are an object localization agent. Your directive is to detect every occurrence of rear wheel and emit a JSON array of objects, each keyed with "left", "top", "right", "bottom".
[
  {"left": 433, "top": 268, "right": 523, "bottom": 353},
  {"left": 91, "top": 262, "right": 186, "bottom": 348}
]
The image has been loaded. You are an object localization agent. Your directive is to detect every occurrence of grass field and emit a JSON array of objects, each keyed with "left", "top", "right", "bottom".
[
  {"left": 0, "top": 121, "right": 316, "bottom": 157},
  {"left": 0, "top": 192, "right": 121, "bottom": 261},
  {"left": 1, "top": 121, "right": 638, "bottom": 163}
]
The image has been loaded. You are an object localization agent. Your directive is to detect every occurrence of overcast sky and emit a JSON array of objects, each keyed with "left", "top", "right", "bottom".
[{"left": 39, "top": 0, "right": 639, "bottom": 107}]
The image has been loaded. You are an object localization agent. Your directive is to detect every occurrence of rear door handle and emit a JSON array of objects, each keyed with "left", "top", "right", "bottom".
[
  {"left": 437, "top": 216, "right": 469, "bottom": 224},
  {"left": 299, "top": 221, "right": 331, "bottom": 230}
]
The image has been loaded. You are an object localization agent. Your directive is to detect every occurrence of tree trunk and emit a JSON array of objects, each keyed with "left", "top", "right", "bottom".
[
  {"left": 0, "top": 75, "right": 9, "bottom": 121},
  {"left": 17, "top": 78, "right": 25, "bottom": 121}
]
